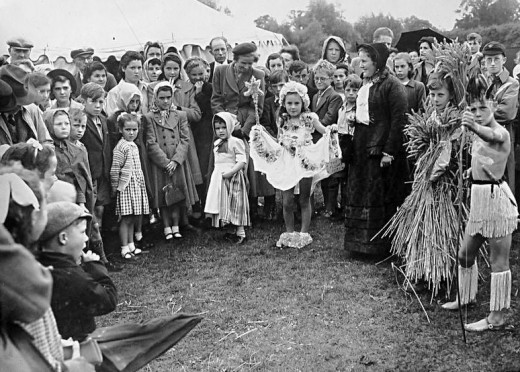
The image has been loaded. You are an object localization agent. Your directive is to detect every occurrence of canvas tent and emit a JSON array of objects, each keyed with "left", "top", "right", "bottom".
[{"left": 0, "top": 0, "right": 287, "bottom": 67}]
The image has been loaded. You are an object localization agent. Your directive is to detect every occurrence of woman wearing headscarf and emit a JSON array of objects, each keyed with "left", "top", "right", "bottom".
[{"left": 344, "top": 43, "right": 408, "bottom": 256}]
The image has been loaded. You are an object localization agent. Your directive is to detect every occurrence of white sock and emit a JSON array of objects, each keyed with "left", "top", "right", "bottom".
[
  {"left": 121, "top": 245, "right": 129, "bottom": 253},
  {"left": 172, "top": 226, "right": 179, "bottom": 233},
  {"left": 164, "top": 227, "right": 172, "bottom": 235},
  {"left": 134, "top": 232, "right": 143, "bottom": 241},
  {"left": 236, "top": 226, "right": 246, "bottom": 237},
  {"left": 128, "top": 242, "right": 136, "bottom": 251}
]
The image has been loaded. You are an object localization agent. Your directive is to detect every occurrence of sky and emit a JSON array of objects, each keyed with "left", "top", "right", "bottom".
[{"left": 219, "top": 0, "right": 461, "bottom": 31}]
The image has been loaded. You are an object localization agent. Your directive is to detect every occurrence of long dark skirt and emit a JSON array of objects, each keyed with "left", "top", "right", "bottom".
[{"left": 344, "top": 124, "right": 409, "bottom": 255}]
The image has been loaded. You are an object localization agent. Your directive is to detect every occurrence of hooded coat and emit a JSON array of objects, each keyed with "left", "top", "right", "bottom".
[{"left": 344, "top": 43, "right": 409, "bottom": 256}]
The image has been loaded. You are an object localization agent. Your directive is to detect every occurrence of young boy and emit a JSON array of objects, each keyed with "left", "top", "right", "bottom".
[
  {"left": 481, "top": 41, "right": 519, "bottom": 194},
  {"left": 332, "top": 63, "right": 349, "bottom": 100},
  {"left": 38, "top": 201, "right": 117, "bottom": 340},
  {"left": 79, "top": 83, "right": 120, "bottom": 271},
  {"left": 311, "top": 59, "right": 343, "bottom": 214},
  {"left": 442, "top": 75, "right": 518, "bottom": 332},
  {"left": 69, "top": 108, "right": 88, "bottom": 145},
  {"left": 288, "top": 60, "right": 317, "bottom": 103},
  {"left": 27, "top": 72, "right": 51, "bottom": 111}
]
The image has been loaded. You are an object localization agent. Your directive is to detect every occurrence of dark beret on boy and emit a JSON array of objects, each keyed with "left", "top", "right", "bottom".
[
  {"left": 70, "top": 48, "right": 95, "bottom": 60},
  {"left": 232, "top": 42, "right": 257, "bottom": 57},
  {"left": 482, "top": 41, "right": 506, "bottom": 56},
  {"left": 40, "top": 202, "right": 91, "bottom": 242},
  {"left": 7, "top": 37, "right": 33, "bottom": 50}
]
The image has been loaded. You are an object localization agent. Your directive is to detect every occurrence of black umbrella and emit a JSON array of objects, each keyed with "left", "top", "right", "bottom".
[
  {"left": 90, "top": 314, "right": 202, "bottom": 372},
  {"left": 395, "top": 28, "right": 452, "bottom": 52}
]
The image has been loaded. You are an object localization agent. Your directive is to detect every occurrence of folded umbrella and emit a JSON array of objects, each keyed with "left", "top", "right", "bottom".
[{"left": 90, "top": 314, "right": 202, "bottom": 372}]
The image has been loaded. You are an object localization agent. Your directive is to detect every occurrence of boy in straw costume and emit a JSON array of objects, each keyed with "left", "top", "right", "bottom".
[{"left": 442, "top": 75, "right": 518, "bottom": 332}]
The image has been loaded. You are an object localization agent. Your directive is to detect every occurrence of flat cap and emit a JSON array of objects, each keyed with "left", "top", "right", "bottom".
[
  {"left": 7, "top": 37, "right": 33, "bottom": 50},
  {"left": 482, "top": 41, "right": 506, "bottom": 56},
  {"left": 232, "top": 42, "right": 257, "bottom": 56},
  {"left": 40, "top": 201, "right": 91, "bottom": 242},
  {"left": 70, "top": 47, "right": 94, "bottom": 60}
]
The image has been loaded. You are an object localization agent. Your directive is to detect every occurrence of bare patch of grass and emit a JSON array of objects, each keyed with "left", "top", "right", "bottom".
[{"left": 98, "top": 215, "right": 520, "bottom": 371}]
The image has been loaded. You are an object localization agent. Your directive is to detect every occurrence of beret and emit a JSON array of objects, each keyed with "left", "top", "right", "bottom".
[
  {"left": 232, "top": 42, "right": 257, "bottom": 56},
  {"left": 70, "top": 47, "right": 94, "bottom": 60},
  {"left": 40, "top": 201, "right": 91, "bottom": 242},
  {"left": 7, "top": 37, "right": 33, "bottom": 50},
  {"left": 482, "top": 41, "right": 506, "bottom": 56}
]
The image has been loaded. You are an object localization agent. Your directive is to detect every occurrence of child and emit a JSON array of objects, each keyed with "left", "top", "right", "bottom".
[
  {"left": 145, "top": 82, "right": 199, "bottom": 240},
  {"left": 311, "top": 59, "right": 343, "bottom": 215},
  {"left": 332, "top": 63, "right": 349, "bottom": 100},
  {"left": 250, "top": 81, "right": 340, "bottom": 248},
  {"left": 205, "top": 112, "right": 250, "bottom": 243},
  {"left": 80, "top": 83, "right": 119, "bottom": 271},
  {"left": 333, "top": 74, "right": 362, "bottom": 218},
  {"left": 143, "top": 57, "right": 162, "bottom": 83},
  {"left": 69, "top": 107, "right": 87, "bottom": 144},
  {"left": 393, "top": 52, "right": 426, "bottom": 114},
  {"left": 288, "top": 60, "right": 317, "bottom": 103},
  {"left": 442, "top": 75, "right": 518, "bottom": 332},
  {"left": 43, "top": 109, "right": 93, "bottom": 212},
  {"left": 265, "top": 53, "right": 285, "bottom": 73},
  {"left": 27, "top": 72, "right": 51, "bottom": 111},
  {"left": 110, "top": 113, "right": 150, "bottom": 259},
  {"left": 47, "top": 69, "right": 83, "bottom": 111}
]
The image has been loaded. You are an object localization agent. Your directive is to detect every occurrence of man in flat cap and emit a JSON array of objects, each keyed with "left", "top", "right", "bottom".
[
  {"left": 71, "top": 47, "right": 117, "bottom": 97},
  {"left": 482, "top": 41, "right": 519, "bottom": 194},
  {"left": 6, "top": 37, "right": 33, "bottom": 64},
  {"left": 38, "top": 201, "right": 117, "bottom": 341}
]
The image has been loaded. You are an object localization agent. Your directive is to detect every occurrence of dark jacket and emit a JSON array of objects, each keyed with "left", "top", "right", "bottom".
[
  {"left": 311, "top": 86, "right": 343, "bottom": 142},
  {"left": 209, "top": 60, "right": 233, "bottom": 83},
  {"left": 365, "top": 70, "right": 408, "bottom": 156},
  {"left": 260, "top": 95, "right": 280, "bottom": 137},
  {"left": 80, "top": 114, "right": 112, "bottom": 180},
  {"left": 38, "top": 251, "right": 117, "bottom": 341}
]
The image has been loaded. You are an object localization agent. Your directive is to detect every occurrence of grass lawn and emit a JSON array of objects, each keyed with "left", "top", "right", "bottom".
[{"left": 99, "top": 212, "right": 520, "bottom": 372}]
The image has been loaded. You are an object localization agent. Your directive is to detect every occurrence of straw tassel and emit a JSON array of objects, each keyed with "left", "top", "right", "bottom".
[
  {"left": 459, "top": 262, "right": 478, "bottom": 305},
  {"left": 490, "top": 270, "right": 511, "bottom": 312},
  {"left": 467, "top": 184, "right": 518, "bottom": 238}
]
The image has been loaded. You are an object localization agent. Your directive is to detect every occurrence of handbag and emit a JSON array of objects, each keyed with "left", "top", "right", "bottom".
[{"left": 162, "top": 183, "right": 185, "bottom": 206}]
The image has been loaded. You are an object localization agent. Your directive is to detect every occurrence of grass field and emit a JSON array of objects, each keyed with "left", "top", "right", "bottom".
[{"left": 99, "top": 213, "right": 520, "bottom": 372}]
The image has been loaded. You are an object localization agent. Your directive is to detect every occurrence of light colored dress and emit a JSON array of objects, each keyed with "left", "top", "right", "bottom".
[{"left": 250, "top": 112, "right": 340, "bottom": 191}]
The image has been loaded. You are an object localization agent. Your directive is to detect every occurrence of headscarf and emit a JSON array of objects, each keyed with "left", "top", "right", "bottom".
[
  {"left": 115, "top": 81, "right": 142, "bottom": 113},
  {"left": 43, "top": 109, "right": 69, "bottom": 143},
  {"left": 143, "top": 41, "right": 164, "bottom": 61},
  {"left": 151, "top": 81, "right": 173, "bottom": 120},
  {"left": 212, "top": 112, "right": 237, "bottom": 152},
  {"left": 142, "top": 57, "right": 162, "bottom": 83},
  {"left": 321, "top": 36, "right": 347, "bottom": 65}
]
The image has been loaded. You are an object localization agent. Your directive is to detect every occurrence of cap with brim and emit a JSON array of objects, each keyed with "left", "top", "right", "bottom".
[
  {"left": 482, "top": 41, "right": 506, "bottom": 56},
  {"left": 0, "top": 64, "right": 36, "bottom": 106},
  {"left": 232, "top": 42, "right": 257, "bottom": 57},
  {"left": 47, "top": 69, "right": 77, "bottom": 94},
  {"left": 70, "top": 48, "right": 94, "bottom": 60},
  {"left": 0, "top": 80, "right": 17, "bottom": 113},
  {"left": 7, "top": 37, "right": 33, "bottom": 50},
  {"left": 40, "top": 201, "right": 91, "bottom": 242}
]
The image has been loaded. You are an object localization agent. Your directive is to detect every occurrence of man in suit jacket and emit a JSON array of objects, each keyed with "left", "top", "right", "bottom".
[
  {"left": 71, "top": 48, "right": 117, "bottom": 97},
  {"left": 208, "top": 36, "right": 233, "bottom": 83}
]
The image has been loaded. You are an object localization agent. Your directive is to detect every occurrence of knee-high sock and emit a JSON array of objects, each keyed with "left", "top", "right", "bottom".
[
  {"left": 490, "top": 270, "right": 511, "bottom": 312},
  {"left": 459, "top": 262, "right": 478, "bottom": 305}
]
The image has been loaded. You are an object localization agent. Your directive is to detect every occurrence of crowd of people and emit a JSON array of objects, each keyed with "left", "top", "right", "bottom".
[{"left": 1, "top": 25, "right": 520, "bottom": 370}]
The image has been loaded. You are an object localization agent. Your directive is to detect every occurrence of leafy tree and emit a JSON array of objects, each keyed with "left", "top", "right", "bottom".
[
  {"left": 402, "top": 16, "right": 435, "bottom": 32},
  {"left": 354, "top": 13, "right": 404, "bottom": 44},
  {"left": 196, "top": 0, "right": 231, "bottom": 16},
  {"left": 455, "top": 0, "right": 520, "bottom": 29}
]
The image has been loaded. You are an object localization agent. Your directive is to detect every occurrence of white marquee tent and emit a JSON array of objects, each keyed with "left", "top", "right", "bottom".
[{"left": 0, "top": 0, "right": 287, "bottom": 66}]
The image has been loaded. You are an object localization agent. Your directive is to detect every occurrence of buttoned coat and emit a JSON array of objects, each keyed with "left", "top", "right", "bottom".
[{"left": 80, "top": 114, "right": 112, "bottom": 181}]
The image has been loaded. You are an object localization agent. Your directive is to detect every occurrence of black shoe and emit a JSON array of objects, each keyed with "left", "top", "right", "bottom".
[{"left": 105, "top": 261, "right": 123, "bottom": 272}]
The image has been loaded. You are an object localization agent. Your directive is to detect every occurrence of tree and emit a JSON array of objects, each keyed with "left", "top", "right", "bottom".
[
  {"left": 402, "top": 16, "right": 435, "bottom": 32},
  {"left": 196, "top": 0, "right": 231, "bottom": 16},
  {"left": 354, "top": 13, "right": 404, "bottom": 44},
  {"left": 455, "top": 0, "right": 520, "bottom": 29}
]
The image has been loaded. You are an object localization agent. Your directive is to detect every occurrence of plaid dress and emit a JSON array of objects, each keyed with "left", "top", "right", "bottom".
[{"left": 111, "top": 139, "right": 150, "bottom": 216}]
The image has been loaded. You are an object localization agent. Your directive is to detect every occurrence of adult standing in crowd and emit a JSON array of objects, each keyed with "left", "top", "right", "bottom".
[
  {"left": 344, "top": 43, "right": 408, "bottom": 256},
  {"left": 5, "top": 37, "right": 33, "bottom": 65},
  {"left": 106, "top": 51, "right": 149, "bottom": 116},
  {"left": 208, "top": 36, "right": 232, "bottom": 83},
  {"left": 71, "top": 47, "right": 117, "bottom": 97}
]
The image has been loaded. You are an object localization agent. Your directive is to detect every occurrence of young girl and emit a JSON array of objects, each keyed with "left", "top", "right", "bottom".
[
  {"left": 145, "top": 82, "right": 199, "bottom": 240},
  {"left": 250, "top": 81, "right": 340, "bottom": 248},
  {"left": 110, "top": 113, "right": 149, "bottom": 259},
  {"left": 205, "top": 112, "right": 250, "bottom": 243},
  {"left": 393, "top": 52, "right": 426, "bottom": 114},
  {"left": 442, "top": 75, "right": 518, "bottom": 332},
  {"left": 47, "top": 69, "right": 83, "bottom": 111}
]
